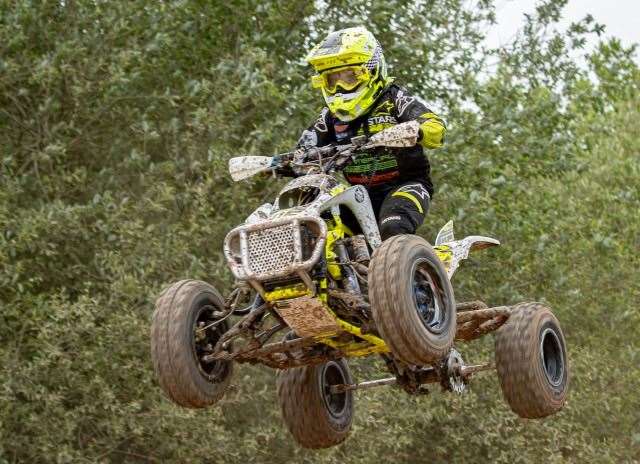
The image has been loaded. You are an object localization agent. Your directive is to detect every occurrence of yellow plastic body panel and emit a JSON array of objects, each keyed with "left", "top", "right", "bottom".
[
  {"left": 264, "top": 283, "right": 310, "bottom": 302},
  {"left": 318, "top": 278, "right": 328, "bottom": 303},
  {"left": 434, "top": 244, "right": 453, "bottom": 274},
  {"left": 330, "top": 185, "right": 347, "bottom": 196},
  {"left": 324, "top": 213, "right": 353, "bottom": 280},
  {"left": 317, "top": 316, "right": 389, "bottom": 357}
]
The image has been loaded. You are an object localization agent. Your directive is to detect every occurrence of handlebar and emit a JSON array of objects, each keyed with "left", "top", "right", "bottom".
[
  {"left": 230, "top": 121, "right": 421, "bottom": 181},
  {"left": 270, "top": 119, "right": 421, "bottom": 176},
  {"left": 273, "top": 142, "right": 361, "bottom": 176}
]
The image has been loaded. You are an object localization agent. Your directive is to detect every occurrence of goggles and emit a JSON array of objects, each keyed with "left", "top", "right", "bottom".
[{"left": 311, "top": 65, "right": 370, "bottom": 94}]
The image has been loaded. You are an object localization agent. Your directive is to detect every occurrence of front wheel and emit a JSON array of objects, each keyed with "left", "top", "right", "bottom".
[
  {"left": 150, "top": 280, "right": 233, "bottom": 408},
  {"left": 368, "top": 235, "right": 456, "bottom": 365},
  {"left": 276, "top": 359, "right": 354, "bottom": 449},
  {"left": 495, "top": 302, "right": 569, "bottom": 418}
]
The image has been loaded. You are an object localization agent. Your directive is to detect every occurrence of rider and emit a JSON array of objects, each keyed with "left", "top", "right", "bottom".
[{"left": 294, "top": 26, "right": 446, "bottom": 240}]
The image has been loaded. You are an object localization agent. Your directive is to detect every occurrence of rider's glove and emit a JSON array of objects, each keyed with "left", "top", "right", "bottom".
[
  {"left": 270, "top": 155, "right": 280, "bottom": 168},
  {"left": 292, "top": 148, "right": 307, "bottom": 164}
]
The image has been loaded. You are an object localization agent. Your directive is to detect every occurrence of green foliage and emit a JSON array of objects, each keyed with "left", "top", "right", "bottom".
[{"left": 1, "top": 0, "right": 638, "bottom": 462}]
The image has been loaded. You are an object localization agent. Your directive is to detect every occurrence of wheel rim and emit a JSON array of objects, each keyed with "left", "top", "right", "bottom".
[
  {"left": 539, "top": 327, "right": 565, "bottom": 387},
  {"left": 411, "top": 258, "right": 448, "bottom": 334},
  {"left": 320, "top": 362, "right": 348, "bottom": 418},
  {"left": 192, "top": 303, "right": 229, "bottom": 382}
]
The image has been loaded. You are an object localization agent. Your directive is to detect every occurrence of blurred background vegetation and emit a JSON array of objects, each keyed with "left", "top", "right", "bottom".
[{"left": 1, "top": 0, "right": 638, "bottom": 462}]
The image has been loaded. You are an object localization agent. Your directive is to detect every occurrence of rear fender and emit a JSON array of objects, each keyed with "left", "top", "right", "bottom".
[{"left": 433, "top": 220, "right": 500, "bottom": 278}]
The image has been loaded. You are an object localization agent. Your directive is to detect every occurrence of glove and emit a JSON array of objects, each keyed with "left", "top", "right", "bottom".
[
  {"left": 292, "top": 148, "right": 308, "bottom": 164},
  {"left": 270, "top": 155, "right": 282, "bottom": 168}
]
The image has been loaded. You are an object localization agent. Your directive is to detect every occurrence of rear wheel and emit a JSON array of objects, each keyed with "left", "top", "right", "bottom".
[
  {"left": 276, "top": 359, "right": 354, "bottom": 449},
  {"left": 495, "top": 302, "right": 569, "bottom": 418},
  {"left": 369, "top": 235, "right": 456, "bottom": 365},
  {"left": 150, "top": 280, "right": 233, "bottom": 408}
]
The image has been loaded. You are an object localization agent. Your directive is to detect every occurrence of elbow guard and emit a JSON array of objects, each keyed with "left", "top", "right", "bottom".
[{"left": 417, "top": 112, "right": 446, "bottom": 149}]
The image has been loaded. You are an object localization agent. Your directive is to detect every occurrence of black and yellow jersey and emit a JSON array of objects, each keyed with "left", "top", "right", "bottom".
[{"left": 297, "top": 83, "right": 446, "bottom": 196}]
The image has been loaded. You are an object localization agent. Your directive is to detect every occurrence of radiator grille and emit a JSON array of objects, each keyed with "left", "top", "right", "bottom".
[{"left": 247, "top": 224, "right": 297, "bottom": 275}]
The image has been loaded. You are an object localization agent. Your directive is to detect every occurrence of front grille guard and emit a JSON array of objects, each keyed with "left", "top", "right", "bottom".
[{"left": 224, "top": 216, "right": 327, "bottom": 290}]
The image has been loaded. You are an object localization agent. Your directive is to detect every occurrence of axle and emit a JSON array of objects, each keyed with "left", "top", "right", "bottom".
[
  {"left": 330, "top": 376, "right": 400, "bottom": 394},
  {"left": 329, "top": 361, "right": 494, "bottom": 394}
]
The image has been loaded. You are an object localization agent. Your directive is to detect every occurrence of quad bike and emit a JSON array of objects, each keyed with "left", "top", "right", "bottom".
[{"left": 150, "top": 121, "right": 569, "bottom": 449}]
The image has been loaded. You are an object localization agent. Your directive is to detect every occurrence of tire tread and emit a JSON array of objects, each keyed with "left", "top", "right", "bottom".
[
  {"left": 276, "top": 360, "right": 353, "bottom": 449},
  {"left": 150, "top": 280, "right": 232, "bottom": 408},
  {"left": 369, "top": 235, "right": 456, "bottom": 365},
  {"left": 495, "top": 302, "right": 568, "bottom": 418}
]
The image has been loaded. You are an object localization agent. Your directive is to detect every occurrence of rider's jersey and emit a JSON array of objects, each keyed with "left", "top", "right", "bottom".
[{"left": 297, "top": 83, "right": 446, "bottom": 196}]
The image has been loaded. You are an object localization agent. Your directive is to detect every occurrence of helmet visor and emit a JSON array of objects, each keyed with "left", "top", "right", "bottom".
[{"left": 320, "top": 66, "right": 369, "bottom": 93}]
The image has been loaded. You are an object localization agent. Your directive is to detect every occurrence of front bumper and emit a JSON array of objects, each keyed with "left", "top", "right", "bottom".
[{"left": 223, "top": 216, "right": 327, "bottom": 282}]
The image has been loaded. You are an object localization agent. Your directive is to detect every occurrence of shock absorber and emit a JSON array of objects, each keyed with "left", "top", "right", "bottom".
[{"left": 335, "top": 241, "right": 361, "bottom": 294}]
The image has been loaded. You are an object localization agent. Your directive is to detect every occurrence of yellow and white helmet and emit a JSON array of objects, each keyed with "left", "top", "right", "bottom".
[{"left": 306, "top": 26, "right": 391, "bottom": 121}]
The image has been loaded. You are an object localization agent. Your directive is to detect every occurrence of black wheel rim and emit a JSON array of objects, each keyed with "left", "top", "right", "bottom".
[
  {"left": 411, "top": 258, "right": 447, "bottom": 334},
  {"left": 320, "top": 362, "right": 348, "bottom": 418},
  {"left": 192, "top": 303, "right": 229, "bottom": 382},
  {"left": 540, "top": 327, "right": 565, "bottom": 387}
]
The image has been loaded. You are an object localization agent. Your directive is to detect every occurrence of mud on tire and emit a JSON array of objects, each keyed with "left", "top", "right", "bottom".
[
  {"left": 150, "top": 280, "right": 233, "bottom": 408},
  {"left": 276, "top": 359, "right": 354, "bottom": 449},
  {"left": 495, "top": 302, "right": 569, "bottom": 418},
  {"left": 368, "top": 235, "right": 456, "bottom": 365}
]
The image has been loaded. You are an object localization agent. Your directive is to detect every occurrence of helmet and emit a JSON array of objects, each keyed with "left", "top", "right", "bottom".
[{"left": 306, "top": 26, "right": 391, "bottom": 121}]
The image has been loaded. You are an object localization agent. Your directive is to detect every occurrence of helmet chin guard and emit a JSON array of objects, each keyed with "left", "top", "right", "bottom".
[{"left": 324, "top": 85, "right": 370, "bottom": 122}]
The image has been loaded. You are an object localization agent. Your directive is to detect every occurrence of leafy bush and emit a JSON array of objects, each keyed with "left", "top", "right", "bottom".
[{"left": 1, "top": 1, "right": 638, "bottom": 462}]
